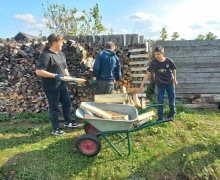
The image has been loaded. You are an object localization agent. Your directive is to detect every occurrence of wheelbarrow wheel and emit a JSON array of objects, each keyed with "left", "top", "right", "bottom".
[
  {"left": 76, "top": 134, "right": 101, "bottom": 157},
  {"left": 84, "top": 122, "right": 99, "bottom": 135}
]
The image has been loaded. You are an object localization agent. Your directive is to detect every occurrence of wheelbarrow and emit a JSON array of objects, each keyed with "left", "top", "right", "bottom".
[{"left": 75, "top": 102, "right": 172, "bottom": 157}]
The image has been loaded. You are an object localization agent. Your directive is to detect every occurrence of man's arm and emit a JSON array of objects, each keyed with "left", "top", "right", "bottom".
[
  {"left": 172, "top": 69, "right": 178, "bottom": 86},
  {"left": 93, "top": 52, "right": 101, "bottom": 79},
  {"left": 115, "top": 58, "right": 122, "bottom": 81},
  {"left": 35, "top": 69, "right": 56, "bottom": 78},
  {"left": 64, "top": 69, "right": 70, "bottom": 76},
  {"left": 139, "top": 71, "right": 151, "bottom": 92}
]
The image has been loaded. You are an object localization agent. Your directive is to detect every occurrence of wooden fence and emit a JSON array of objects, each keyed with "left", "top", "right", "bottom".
[
  {"left": 0, "top": 34, "right": 145, "bottom": 47},
  {"left": 155, "top": 40, "right": 220, "bottom": 97}
]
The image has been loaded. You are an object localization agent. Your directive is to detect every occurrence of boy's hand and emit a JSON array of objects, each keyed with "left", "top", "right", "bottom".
[
  {"left": 174, "top": 80, "right": 178, "bottom": 86},
  {"left": 139, "top": 85, "right": 144, "bottom": 93}
]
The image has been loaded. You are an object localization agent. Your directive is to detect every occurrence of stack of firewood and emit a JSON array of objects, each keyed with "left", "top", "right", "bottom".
[
  {"left": 0, "top": 41, "right": 95, "bottom": 116},
  {"left": 0, "top": 40, "right": 153, "bottom": 117},
  {"left": 183, "top": 94, "right": 219, "bottom": 109},
  {"left": 115, "top": 50, "right": 133, "bottom": 89}
]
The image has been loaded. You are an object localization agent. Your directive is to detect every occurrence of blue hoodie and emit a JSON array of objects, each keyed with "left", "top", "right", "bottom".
[{"left": 93, "top": 50, "right": 122, "bottom": 82}]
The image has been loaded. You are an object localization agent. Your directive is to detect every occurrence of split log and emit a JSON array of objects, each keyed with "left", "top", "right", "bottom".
[{"left": 80, "top": 102, "right": 112, "bottom": 119}]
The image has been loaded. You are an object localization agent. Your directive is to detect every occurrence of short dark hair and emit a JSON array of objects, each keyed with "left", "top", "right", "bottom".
[
  {"left": 154, "top": 45, "right": 164, "bottom": 52},
  {"left": 106, "top": 41, "right": 115, "bottom": 50}
]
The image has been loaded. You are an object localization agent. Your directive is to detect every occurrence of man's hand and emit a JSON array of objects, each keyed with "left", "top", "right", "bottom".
[{"left": 55, "top": 74, "right": 64, "bottom": 81}]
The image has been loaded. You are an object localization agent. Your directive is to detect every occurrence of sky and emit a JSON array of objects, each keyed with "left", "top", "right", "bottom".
[{"left": 0, "top": 0, "right": 219, "bottom": 40}]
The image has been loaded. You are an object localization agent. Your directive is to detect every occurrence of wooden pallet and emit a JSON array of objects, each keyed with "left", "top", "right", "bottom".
[{"left": 128, "top": 44, "right": 152, "bottom": 88}]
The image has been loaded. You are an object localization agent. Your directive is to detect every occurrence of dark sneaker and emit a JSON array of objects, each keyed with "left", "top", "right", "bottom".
[
  {"left": 64, "top": 122, "right": 78, "bottom": 128},
  {"left": 52, "top": 129, "right": 65, "bottom": 136},
  {"left": 166, "top": 116, "right": 174, "bottom": 121},
  {"left": 156, "top": 118, "right": 164, "bottom": 122}
]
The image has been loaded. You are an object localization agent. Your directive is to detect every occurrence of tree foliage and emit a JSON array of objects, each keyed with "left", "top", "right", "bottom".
[
  {"left": 205, "top": 32, "right": 217, "bottom": 40},
  {"left": 195, "top": 34, "right": 205, "bottom": 40},
  {"left": 171, "top": 32, "right": 180, "bottom": 40},
  {"left": 42, "top": 2, "right": 113, "bottom": 37},
  {"left": 160, "top": 28, "right": 168, "bottom": 41}
]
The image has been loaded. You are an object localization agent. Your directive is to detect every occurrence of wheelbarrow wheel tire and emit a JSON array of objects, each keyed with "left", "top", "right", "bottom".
[
  {"left": 76, "top": 134, "right": 101, "bottom": 157},
  {"left": 84, "top": 122, "right": 99, "bottom": 135}
]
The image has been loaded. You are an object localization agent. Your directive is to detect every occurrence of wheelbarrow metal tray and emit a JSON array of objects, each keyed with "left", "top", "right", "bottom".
[{"left": 76, "top": 102, "right": 138, "bottom": 132}]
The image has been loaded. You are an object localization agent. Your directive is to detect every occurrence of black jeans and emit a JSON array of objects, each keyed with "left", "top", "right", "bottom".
[
  {"left": 95, "top": 80, "right": 114, "bottom": 94},
  {"left": 44, "top": 88, "right": 71, "bottom": 130}
]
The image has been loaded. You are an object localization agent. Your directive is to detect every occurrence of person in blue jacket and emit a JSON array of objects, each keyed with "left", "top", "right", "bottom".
[{"left": 92, "top": 41, "right": 122, "bottom": 94}]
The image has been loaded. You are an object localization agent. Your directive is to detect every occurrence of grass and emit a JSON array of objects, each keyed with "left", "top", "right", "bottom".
[{"left": 0, "top": 105, "right": 220, "bottom": 180}]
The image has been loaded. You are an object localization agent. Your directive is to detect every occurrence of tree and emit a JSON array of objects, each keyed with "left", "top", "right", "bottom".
[
  {"left": 205, "top": 32, "right": 217, "bottom": 40},
  {"left": 42, "top": 2, "right": 112, "bottom": 37},
  {"left": 171, "top": 32, "right": 180, "bottom": 40},
  {"left": 160, "top": 28, "right": 168, "bottom": 41},
  {"left": 195, "top": 34, "right": 205, "bottom": 40}
]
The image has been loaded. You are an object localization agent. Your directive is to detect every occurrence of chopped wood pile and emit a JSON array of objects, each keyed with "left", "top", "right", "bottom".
[
  {"left": 0, "top": 40, "right": 151, "bottom": 117},
  {"left": 0, "top": 41, "right": 95, "bottom": 116},
  {"left": 183, "top": 94, "right": 219, "bottom": 109}
]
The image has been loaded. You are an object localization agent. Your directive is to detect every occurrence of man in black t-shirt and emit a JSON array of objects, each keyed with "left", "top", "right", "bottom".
[
  {"left": 139, "top": 45, "right": 178, "bottom": 121},
  {"left": 36, "top": 34, "right": 78, "bottom": 136}
]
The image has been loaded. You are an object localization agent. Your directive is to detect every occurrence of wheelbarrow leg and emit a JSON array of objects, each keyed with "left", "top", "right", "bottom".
[
  {"left": 101, "top": 135, "right": 123, "bottom": 156},
  {"left": 127, "top": 132, "right": 131, "bottom": 156}
]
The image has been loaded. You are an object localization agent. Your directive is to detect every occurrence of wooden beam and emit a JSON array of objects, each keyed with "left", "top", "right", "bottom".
[
  {"left": 129, "top": 48, "right": 146, "bottom": 52},
  {"left": 84, "top": 114, "right": 101, "bottom": 119},
  {"left": 137, "top": 111, "right": 156, "bottom": 121},
  {"left": 141, "top": 97, "right": 147, "bottom": 110},
  {"left": 132, "top": 74, "right": 146, "bottom": 77},
  {"left": 107, "top": 111, "right": 129, "bottom": 120},
  {"left": 136, "top": 117, "right": 153, "bottom": 127},
  {"left": 129, "top": 61, "right": 148, "bottom": 65},
  {"left": 130, "top": 54, "right": 149, "bottom": 58},
  {"left": 94, "top": 94, "right": 126, "bottom": 103},
  {"left": 132, "top": 81, "right": 150, "bottom": 84},
  {"left": 132, "top": 94, "right": 141, "bottom": 108},
  {"left": 130, "top": 67, "right": 147, "bottom": 71},
  {"left": 183, "top": 104, "right": 218, "bottom": 109},
  {"left": 80, "top": 102, "right": 112, "bottom": 119}
]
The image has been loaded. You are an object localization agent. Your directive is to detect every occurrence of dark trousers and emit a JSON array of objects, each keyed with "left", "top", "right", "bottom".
[
  {"left": 44, "top": 88, "right": 71, "bottom": 130},
  {"left": 95, "top": 80, "right": 114, "bottom": 94},
  {"left": 157, "top": 84, "right": 175, "bottom": 119}
]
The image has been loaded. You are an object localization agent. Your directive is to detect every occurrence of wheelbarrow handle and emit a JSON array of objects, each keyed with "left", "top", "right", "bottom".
[{"left": 138, "top": 104, "right": 163, "bottom": 115}]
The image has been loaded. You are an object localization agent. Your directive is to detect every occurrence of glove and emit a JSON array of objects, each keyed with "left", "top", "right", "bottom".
[
  {"left": 55, "top": 74, "right": 64, "bottom": 81},
  {"left": 114, "top": 84, "right": 118, "bottom": 90},
  {"left": 92, "top": 80, "right": 97, "bottom": 85}
]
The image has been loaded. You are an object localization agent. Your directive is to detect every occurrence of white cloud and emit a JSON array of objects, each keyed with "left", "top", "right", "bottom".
[
  {"left": 121, "top": 28, "right": 128, "bottom": 34},
  {"left": 14, "top": 14, "right": 36, "bottom": 23},
  {"left": 26, "top": 24, "right": 45, "bottom": 30},
  {"left": 128, "top": 0, "right": 220, "bottom": 40},
  {"left": 130, "top": 12, "right": 154, "bottom": 21},
  {"left": 159, "top": 0, "right": 220, "bottom": 39},
  {"left": 25, "top": 22, "right": 50, "bottom": 37}
]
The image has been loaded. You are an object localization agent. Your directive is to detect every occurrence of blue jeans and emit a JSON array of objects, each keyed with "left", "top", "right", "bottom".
[
  {"left": 157, "top": 84, "right": 175, "bottom": 119},
  {"left": 44, "top": 88, "right": 71, "bottom": 130}
]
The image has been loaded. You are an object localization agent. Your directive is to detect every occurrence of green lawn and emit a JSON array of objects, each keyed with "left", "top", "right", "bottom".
[{"left": 0, "top": 108, "right": 219, "bottom": 180}]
